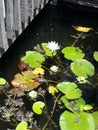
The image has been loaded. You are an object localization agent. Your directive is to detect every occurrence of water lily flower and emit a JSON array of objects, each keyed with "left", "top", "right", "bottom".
[
  {"left": 76, "top": 77, "right": 87, "bottom": 84},
  {"left": 50, "top": 65, "right": 59, "bottom": 73},
  {"left": 48, "top": 86, "right": 58, "bottom": 95},
  {"left": 28, "top": 90, "right": 37, "bottom": 99},
  {"left": 47, "top": 41, "right": 60, "bottom": 52}
]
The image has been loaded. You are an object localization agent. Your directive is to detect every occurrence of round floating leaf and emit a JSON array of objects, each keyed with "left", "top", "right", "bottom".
[
  {"left": 0, "top": 78, "right": 6, "bottom": 85},
  {"left": 62, "top": 46, "right": 85, "bottom": 61},
  {"left": 70, "top": 59, "right": 95, "bottom": 78},
  {"left": 57, "top": 82, "right": 78, "bottom": 94},
  {"left": 57, "top": 82, "right": 81, "bottom": 99},
  {"left": 93, "top": 51, "right": 98, "bottom": 62},
  {"left": 22, "top": 51, "right": 45, "bottom": 68},
  {"left": 32, "top": 101, "right": 45, "bottom": 115},
  {"left": 65, "top": 88, "right": 82, "bottom": 99},
  {"left": 41, "top": 43, "right": 56, "bottom": 57},
  {"left": 91, "top": 112, "right": 98, "bottom": 128},
  {"left": 16, "top": 121, "right": 28, "bottom": 130},
  {"left": 60, "top": 111, "right": 95, "bottom": 130},
  {"left": 11, "top": 70, "right": 40, "bottom": 90}
]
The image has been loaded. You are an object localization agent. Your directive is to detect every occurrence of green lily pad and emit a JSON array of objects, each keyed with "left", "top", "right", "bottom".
[
  {"left": 16, "top": 121, "right": 28, "bottom": 130},
  {"left": 93, "top": 51, "right": 98, "bottom": 62},
  {"left": 22, "top": 51, "right": 45, "bottom": 68},
  {"left": 0, "top": 78, "right": 6, "bottom": 85},
  {"left": 57, "top": 82, "right": 82, "bottom": 99},
  {"left": 65, "top": 88, "right": 82, "bottom": 99},
  {"left": 32, "top": 101, "right": 45, "bottom": 115},
  {"left": 70, "top": 59, "right": 95, "bottom": 78},
  {"left": 60, "top": 111, "right": 95, "bottom": 130},
  {"left": 62, "top": 46, "right": 85, "bottom": 61},
  {"left": 57, "top": 82, "right": 77, "bottom": 94},
  {"left": 91, "top": 112, "right": 98, "bottom": 129}
]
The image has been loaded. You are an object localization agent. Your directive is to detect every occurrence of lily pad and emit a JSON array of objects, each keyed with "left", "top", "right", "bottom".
[
  {"left": 11, "top": 70, "right": 40, "bottom": 90},
  {"left": 60, "top": 111, "right": 95, "bottom": 130},
  {"left": 16, "top": 121, "right": 28, "bottom": 130},
  {"left": 93, "top": 51, "right": 98, "bottom": 62},
  {"left": 57, "top": 82, "right": 82, "bottom": 99},
  {"left": 70, "top": 59, "right": 95, "bottom": 78},
  {"left": 32, "top": 101, "right": 45, "bottom": 115},
  {"left": 21, "top": 51, "right": 45, "bottom": 68},
  {"left": 62, "top": 46, "right": 85, "bottom": 61},
  {"left": 0, "top": 78, "right": 6, "bottom": 85}
]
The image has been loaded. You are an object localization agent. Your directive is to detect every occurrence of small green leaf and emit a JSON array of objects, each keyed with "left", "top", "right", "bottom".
[
  {"left": 22, "top": 51, "right": 45, "bottom": 68},
  {"left": 32, "top": 101, "right": 45, "bottom": 115},
  {"left": 93, "top": 51, "right": 98, "bottom": 62},
  {"left": 62, "top": 46, "right": 85, "bottom": 61},
  {"left": 60, "top": 111, "right": 95, "bottom": 130},
  {"left": 16, "top": 121, "right": 28, "bottom": 130},
  {"left": 41, "top": 43, "right": 56, "bottom": 57},
  {"left": 70, "top": 59, "right": 95, "bottom": 78},
  {"left": 83, "top": 105, "right": 93, "bottom": 111},
  {"left": 0, "top": 78, "right": 6, "bottom": 85}
]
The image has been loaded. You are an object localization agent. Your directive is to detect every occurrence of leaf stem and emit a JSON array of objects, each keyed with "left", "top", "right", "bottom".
[
  {"left": 42, "top": 94, "right": 60, "bottom": 130},
  {"left": 72, "top": 32, "right": 84, "bottom": 46}
]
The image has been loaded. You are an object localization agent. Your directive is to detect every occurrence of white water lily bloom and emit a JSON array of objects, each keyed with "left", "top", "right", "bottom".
[
  {"left": 50, "top": 65, "right": 59, "bottom": 73},
  {"left": 77, "top": 77, "right": 87, "bottom": 84},
  {"left": 28, "top": 90, "right": 37, "bottom": 99},
  {"left": 47, "top": 41, "right": 60, "bottom": 52}
]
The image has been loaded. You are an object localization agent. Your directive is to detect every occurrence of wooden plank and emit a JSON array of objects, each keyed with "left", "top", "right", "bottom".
[
  {"left": 20, "top": 0, "right": 28, "bottom": 28},
  {"left": 13, "top": 0, "right": 22, "bottom": 35},
  {"left": 40, "top": 0, "right": 45, "bottom": 9},
  {"left": 5, "top": 0, "right": 16, "bottom": 41},
  {"left": 28, "top": 0, "right": 34, "bottom": 21},
  {"left": 0, "top": 0, "right": 8, "bottom": 54}
]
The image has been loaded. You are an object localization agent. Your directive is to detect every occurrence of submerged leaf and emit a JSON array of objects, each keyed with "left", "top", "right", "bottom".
[
  {"left": 72, "top": 26, "right": 93, "bottom": 32},
  {"left": 21, "top": 51, "right": 45, "bottom": 68},
  {"left": 70, "top": 59, "right": 95, "bottom": 78},
  {"left": 93, "top": 51, "right": 98, "bottom": 62},
  {"left": 8, "top": 88, "right": 25, "bottom": 97},
  {"left": 32, "top": 101, "right": 45, "bottom": 115},
  {"left": 11, "top": 70, "right": 40, "bottom": 90},
  {"left": 62, "top": 46, "right": 85, "bottom": 61}
]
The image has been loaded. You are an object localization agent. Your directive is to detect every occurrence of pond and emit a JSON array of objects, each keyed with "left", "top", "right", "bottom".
[{"left": 0, "top": 3, "right": 98, "bottom": 130}]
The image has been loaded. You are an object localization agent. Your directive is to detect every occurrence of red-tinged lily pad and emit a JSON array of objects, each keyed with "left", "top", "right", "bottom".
[{"left": 11, "top": 70, "right": 40, "bottom": 90}]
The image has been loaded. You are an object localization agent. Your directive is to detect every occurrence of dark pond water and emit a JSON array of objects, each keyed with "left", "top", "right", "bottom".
[{"left": 0, "top": 3, "right": 98, "bottom": 130}]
